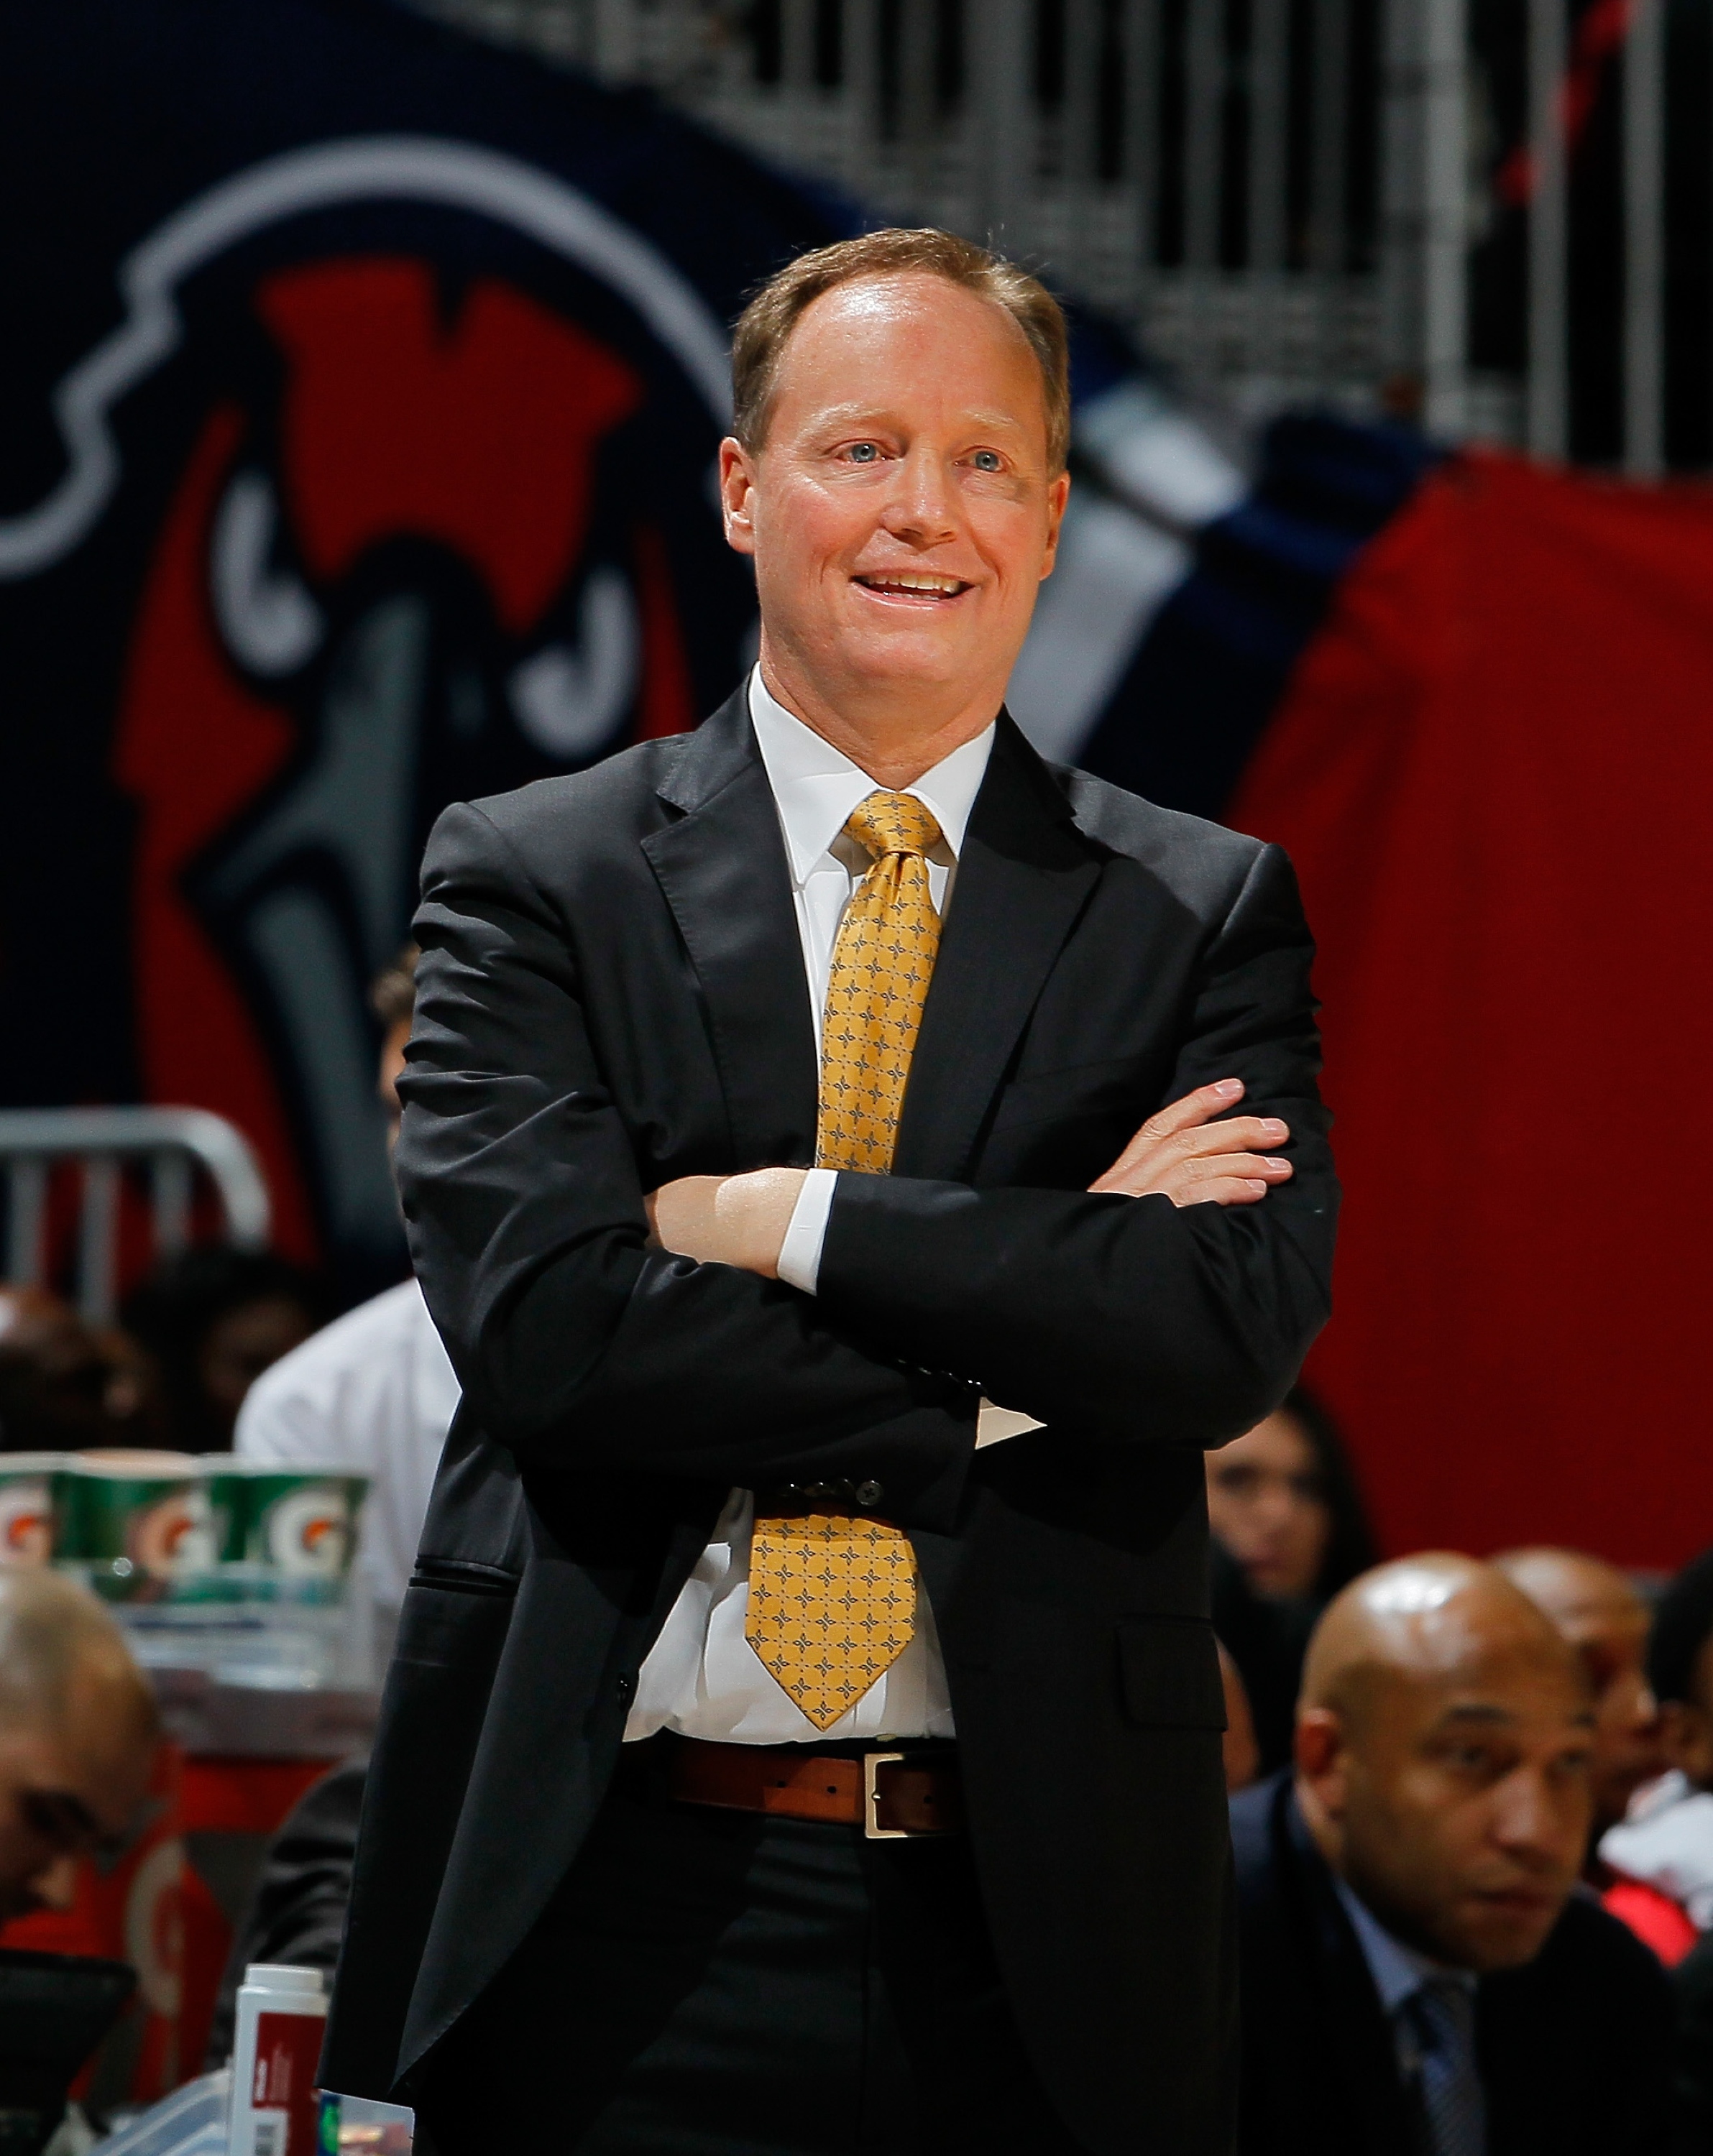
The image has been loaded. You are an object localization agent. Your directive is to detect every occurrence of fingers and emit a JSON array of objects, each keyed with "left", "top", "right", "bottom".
[
  {"left": 1092, "top": 1079, "right": 1252, "bottom": 1192},
  {"left": 1089, "top": 1112, "right": 1290, "bottom": 1195},
  {"left": 1095, "top": 1149, "right": 1294, "bottom": 1202},
  {"left": 1138, "top": 1077, "right": 1246, "bottom": 1144},
  {"left": 1171, "top": 1158, "right": 1292, "bottom": 1209}
]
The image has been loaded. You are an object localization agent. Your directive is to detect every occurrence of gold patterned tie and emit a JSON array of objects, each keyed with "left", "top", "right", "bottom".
[{"left": 745, "top": 791, "right": 943, "bottom": 1729}]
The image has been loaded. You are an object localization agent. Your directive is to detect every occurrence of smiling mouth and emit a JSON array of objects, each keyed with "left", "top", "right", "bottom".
[{"left": 853, "top": 572, "right": 971, "bottom": 601}]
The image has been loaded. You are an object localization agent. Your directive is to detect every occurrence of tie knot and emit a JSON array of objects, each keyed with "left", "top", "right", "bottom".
[
  {"left": 845, "top": 791, "right": 942, "bottom": 862},
  {"left": 1405, "top": 1975, "right": 1476, "bottom": 2056}
]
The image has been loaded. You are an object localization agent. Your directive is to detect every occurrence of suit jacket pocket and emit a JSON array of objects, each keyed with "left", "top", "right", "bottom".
[
  {"left": 1117, "top": 1615, "right": 1227, "bottom": 1730},
  {"left": 392, "top": 1568, "right": 518, "bottom": 1672}
]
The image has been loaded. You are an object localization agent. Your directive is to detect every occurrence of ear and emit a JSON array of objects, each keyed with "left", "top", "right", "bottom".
[
  {"left": 1658, "top": 1700, "right": 1713, "bottom": 1783},
  {"left": 1295, "top": 1706, "right": 1351, "bottom": 1818},
  {"left": 720, "top": 436, "right": 758, "bottom": 557},
  {"left": 1038, "top": 469, "right": 1070, "bottom": 580}
]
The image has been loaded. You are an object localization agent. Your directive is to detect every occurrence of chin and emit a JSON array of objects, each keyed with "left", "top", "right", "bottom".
[
  {"left": 842, "top": 618, "right": 973, "bottom": 666},
  {"left": 1454, "top": 1908, "right": 1563, "bottom": 1973}
]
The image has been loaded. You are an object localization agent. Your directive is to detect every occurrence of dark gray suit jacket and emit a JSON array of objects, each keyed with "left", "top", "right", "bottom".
[{"left": 321, "top": 690, "right": 1338, "bottom": 2155}]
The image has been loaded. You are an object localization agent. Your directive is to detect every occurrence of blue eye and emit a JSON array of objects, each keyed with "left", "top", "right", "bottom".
[
  {"left": 972, "top": 450, "right": 1002, "bottom": 471},
  {"left": 848, "top": 441, "right": 880, "bottom": 463}
]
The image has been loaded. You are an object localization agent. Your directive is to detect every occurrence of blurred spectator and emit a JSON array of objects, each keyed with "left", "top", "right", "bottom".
[
  {"left": 1211, "top": 1542, "right": 1316, "bottom": 1778},
  {"left": 204, "top": 1756, "right": 366, "bottom": 2066},
  {"left": 120, "top": 1247, "right": 323, "bottom": 1453},
  {"left": 1601, "top": 1548, "right": 1713, "bottom": 1969},
  {"left": 0, "top": 1289, "right": 160, "bottom": 1453},
  {"left": 1218, "top": 1641, "right": 1259, "bottom": 1792},
  {"left": 1208, "top": 1389, "right": 1379, "bottom": 1775},
  {"left": 0, "top": 1570, "right": 157, "bottom": 1920},
  {"left": 1497, "top": 1546, "right": 1665, "bottom": 1851},
  {"left": 236, "top": 947, "right": 459, "bottom": 1633},
  {"left": 1231, "top": 1553, "right": 1672, "bottom": 2155},
  {"left": 1208, "top": 1386, "right": 1377, "bottom": 1602}
]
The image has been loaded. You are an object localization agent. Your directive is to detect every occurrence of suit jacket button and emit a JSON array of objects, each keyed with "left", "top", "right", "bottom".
[
  {"left": 615, "top": 1673, "right": 635, "bottom": 1704},
  {"left": 855, "top": 1480, "right": 883, "bottom": 1508}
]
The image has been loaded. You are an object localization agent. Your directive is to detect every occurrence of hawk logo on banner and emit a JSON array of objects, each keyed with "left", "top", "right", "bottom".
[{"left": 0, "top": 131, "right": 765, "bottom": 1281}]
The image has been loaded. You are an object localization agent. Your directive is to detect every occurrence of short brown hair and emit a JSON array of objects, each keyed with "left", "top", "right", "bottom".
[{"left": 731, "top": 229, "right": 1070, "bottom": 473}]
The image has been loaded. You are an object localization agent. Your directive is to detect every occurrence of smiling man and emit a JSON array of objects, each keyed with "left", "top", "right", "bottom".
[
  {"left": 323, "top": 231, "right": 1338, "bottom": 2155},
  {"left": 1231, "top": 1554, "right": 1673, "bottom": 2155}
]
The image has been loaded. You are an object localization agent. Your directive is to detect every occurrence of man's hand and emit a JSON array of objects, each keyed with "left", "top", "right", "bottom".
[
  {"left": 1088, "top": 1078, "right": 1292, "bottom": 1208},
  {"left": 646, "top": 1167, "right": 807, "bottom": 1277}
]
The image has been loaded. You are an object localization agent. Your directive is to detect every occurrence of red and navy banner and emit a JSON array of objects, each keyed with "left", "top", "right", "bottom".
[{"left": 0, "top": 0, "right": 845, "bottom": 1298}]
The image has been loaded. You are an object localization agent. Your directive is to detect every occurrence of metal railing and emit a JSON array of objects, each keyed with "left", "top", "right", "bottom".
[
  {"left": 418, "top": 0, "right": 1392, "bottom": 410},
  {"left": 0, "top": 1107, "right": 272, "bottom": 1324},
  {"left": 415, "top": 0, "right": 1707, "bottom": 471}
]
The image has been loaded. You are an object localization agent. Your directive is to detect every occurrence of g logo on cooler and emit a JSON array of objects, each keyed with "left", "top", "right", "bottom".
[
  {"left": 0, "top": 1478, "right": 51, "bottom": 1567},
  {"left": 129, "top": 1488, "right": 219, "bottom": 1581},
  {"left": 262, "top": 1485, "right": 353, "bottom": 1577}
]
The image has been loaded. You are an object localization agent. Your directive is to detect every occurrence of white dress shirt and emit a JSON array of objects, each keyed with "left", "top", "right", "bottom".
[
  {"left": 623, "top": 668, "right": 994, "bottom": 1745},
  {"left": 1333, "top": 1873, "right": 1485, "bottom": 2150},
  {"left": 234, "top": 1276, "right": 461, "bottom": 1617}
]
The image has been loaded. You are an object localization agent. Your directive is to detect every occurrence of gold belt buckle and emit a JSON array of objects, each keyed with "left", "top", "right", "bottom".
[
  {"left": 863, "top": 1751, "right": 909, "bottom": 1838},
  {"left": 863, "top": 1749, "right": 956, "bottom": 1839}
]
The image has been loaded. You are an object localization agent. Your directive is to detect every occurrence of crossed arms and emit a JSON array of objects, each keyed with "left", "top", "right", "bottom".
[
  {"left": 397, "top": 800, "right": 1337, "bottom": 1524},
  {"left": 648, "top": 1078, "right": 1301, "bottom": 1277}
]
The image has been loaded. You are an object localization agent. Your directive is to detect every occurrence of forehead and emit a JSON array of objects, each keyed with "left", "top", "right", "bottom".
[
  {"left": 771, "top": 272, "right": 1045, "bottom": 425},
  {"left": 1388, "top": 1638, "right": 1591, "bottom": 1737},
  {"left": 1219, "top": 1410, "right": 1314, "bottom": 1472},
  {"left": 1556, "top": 1597, "right": 1648, "bottom": 1651}
]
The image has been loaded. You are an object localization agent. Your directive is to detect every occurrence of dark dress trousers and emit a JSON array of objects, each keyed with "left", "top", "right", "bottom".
[
  {"left": 321, "top": 691, "right": 1339, "bottom": 2155},
  {"left": 1230, "top": 1772, "right": 1675, "bottom": 2155}
]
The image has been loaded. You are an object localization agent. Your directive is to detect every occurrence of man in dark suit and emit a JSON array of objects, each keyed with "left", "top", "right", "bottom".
[
  {"left": 1231, "top": 1553, "right": 1673, "bottom": 2155},
  {"left": 321, "top": 226, "right": 1338, "bottom": 2155}
]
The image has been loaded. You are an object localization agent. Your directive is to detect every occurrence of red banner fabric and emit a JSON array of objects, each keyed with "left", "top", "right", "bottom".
[{"left": 1226, "top": 450, "right": 1713, "bottom": 1568}]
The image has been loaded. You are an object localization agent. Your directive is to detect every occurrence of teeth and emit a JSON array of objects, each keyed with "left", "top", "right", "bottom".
[{"left": 860, "top": 573, "right": 965, "bottom": 595}]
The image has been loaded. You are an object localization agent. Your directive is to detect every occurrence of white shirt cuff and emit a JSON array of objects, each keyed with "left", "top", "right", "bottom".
[{"left": 776, "top": 1167, "right": 837, "bottom": 1294}]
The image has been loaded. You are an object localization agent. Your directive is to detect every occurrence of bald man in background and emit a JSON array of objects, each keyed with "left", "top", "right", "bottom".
[
  {"left": 1229, "top": 1554, "right": 1673, "bottom": 2155},
  {"left": 0, "top": 1570, "right": 157, "bottom": 1920},
  {"left": 1496, "top": 1547, "right": 1665, "bottom": 1853}
]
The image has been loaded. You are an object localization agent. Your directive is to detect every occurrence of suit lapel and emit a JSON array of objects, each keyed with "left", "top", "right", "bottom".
[
  {"left": 893, "top": 715, "right": 1103, "bottom": 1181},
  {"left": 642, "top": 691, "right": 821, "bottom": 1168},
  {"left": 1282, "top": 1789, "right": 1418, "bottom": 2154}
]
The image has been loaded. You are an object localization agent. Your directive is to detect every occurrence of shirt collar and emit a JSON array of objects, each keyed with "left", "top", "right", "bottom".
[
  {"left": 747, "top": 666, "right": 995, "bottom": 888},
  {"left": 1331, "top": 1874, "right": 1477, "bottom": 2018}
]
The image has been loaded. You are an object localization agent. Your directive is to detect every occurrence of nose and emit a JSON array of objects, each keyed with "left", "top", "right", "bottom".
[
  {"left": 28, "top": 1852, "right": 82, "bottom": 1914},
  {"left": 878, "top": 443, "right": 957, "bottom": 548},
  {"left": 1491, "top": 1765, "right": 1585, "bottom": 1870}
]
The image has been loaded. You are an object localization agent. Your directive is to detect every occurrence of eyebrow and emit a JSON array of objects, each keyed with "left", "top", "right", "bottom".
[
  {"left": 1433, "top": 1703, "right": 1595, "bottom": 1733},
  {"left": 807, "top": 402, "right": 1030, "bottom": 437}
]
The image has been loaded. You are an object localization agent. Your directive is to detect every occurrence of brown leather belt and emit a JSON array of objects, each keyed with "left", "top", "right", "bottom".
[{"left": 668, "top": 1739, "right": 962, "bottom": 1838}]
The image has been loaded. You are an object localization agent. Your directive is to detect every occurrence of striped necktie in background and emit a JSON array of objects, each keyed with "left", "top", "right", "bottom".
[{"left": 1401, "top": 1976, "right": 1486, "bottom": 2156}]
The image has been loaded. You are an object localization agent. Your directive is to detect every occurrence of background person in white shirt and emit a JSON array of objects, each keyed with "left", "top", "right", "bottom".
[{"left": 236, "top": 947, "right": 459, "bottom": 1631}]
